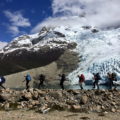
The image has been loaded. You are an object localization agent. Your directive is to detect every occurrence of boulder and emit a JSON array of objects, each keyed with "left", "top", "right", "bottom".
[
  {"left": 49, "top": 91, "right": 62, "bottom": 100},
  {"left": 71, "top": 105, "right": 81, "bottom": 112},
  {"left": 111, "top": 108, "right": 116, "bottom": 112},
  {"left": 81, "top": 96, "right": 88, "bottom": 104},
  {"left": 4, "top": 103, "right": 10, "bottom": 110},
  {"left": 33, "top": 91, "right": 39, "bottom": 100},
  {"left": 24, "top": 92, "right": 32, "bottom": 100},
  {"left": 0, "top": 93, "right": 11, "bottom": 102}
]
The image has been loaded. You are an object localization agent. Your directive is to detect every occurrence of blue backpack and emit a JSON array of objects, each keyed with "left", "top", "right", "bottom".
[
  {"left": 26, "top": 74, "right": 31, "bottom": 81},
  {"left": 1, "top": 76, "right": 6, "bottom": 83}
]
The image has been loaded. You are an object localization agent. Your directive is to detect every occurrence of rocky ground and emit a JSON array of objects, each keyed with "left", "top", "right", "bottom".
[
  {"left": 0, "top": 89, "right": 120, "bottom": 119},
  {"left": 0, "top": 110, "right": 120, "bottom": 120}
]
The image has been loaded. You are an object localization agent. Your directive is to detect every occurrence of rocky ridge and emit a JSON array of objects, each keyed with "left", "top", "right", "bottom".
[{"left": 0, "top": 89, "right": 120, "bottom": 113}]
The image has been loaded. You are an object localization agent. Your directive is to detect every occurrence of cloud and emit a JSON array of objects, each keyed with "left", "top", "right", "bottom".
[
  {"left": 8, "top": 26, "right": 20, "bottom": 36},
  {"left": 4, "top": 10, "right": 31, "bottom": 27},
  {"left": 52, "top": 0, "right": 120, "bottom": 28},
  {"left": 4, "top": 10, "right": 31, "bottom": 35},
  {"left": 0, "top": 41, "right": 7, "bottom": 50},
  {"left": 31, "top": 0, "right": 120, "bottom": 33},
  {"left": 31, "top": 16, "right": 86, "bottom": 33}
]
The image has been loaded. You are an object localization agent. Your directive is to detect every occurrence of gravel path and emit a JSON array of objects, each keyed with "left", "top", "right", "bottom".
[{"left": 0, "top": 110, "right": 120, "bottom": 120}]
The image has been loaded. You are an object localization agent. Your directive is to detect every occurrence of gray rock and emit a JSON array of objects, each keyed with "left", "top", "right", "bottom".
[{"left": 81, "top": 96, "right": 88, "bottom": 104}]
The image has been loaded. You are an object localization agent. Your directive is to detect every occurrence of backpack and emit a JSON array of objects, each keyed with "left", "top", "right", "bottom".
[
  {"left": 26, "top": 74, "right": 31, "bottom": 81},
  {"left": 112, "top": 73, "right": 117, "bottom": 81},
  {"left": 1, "top": 76, "right": 6, "bottom": 83},
  {"left": 96, "top": 73, "right": 101, "bottom": 80},
  {"left": 79, "top": 74, "right": 85, "bottom": 82}
]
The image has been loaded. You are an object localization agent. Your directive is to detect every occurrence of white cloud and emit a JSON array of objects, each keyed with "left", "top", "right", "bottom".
[
  {"left": 4, "top": 10, "right": 31, "bottom": 27},
  {"left": 0, "top": 41, "right": 7, "bottom": 50},
  {"left": 31, "top": 0, "right": 120, "bottom": 33},
  {"left": 31, "top": 16, "right": 86, "bottom": 33},
  {"left": 4, "top": 10, "right": 31, "bottom": 36},
  {"left": 52, "top": 0, "right": 120, "bottom": 28},
  {"left": 8, "top": 26, "right": 20, "bottom": 36}
]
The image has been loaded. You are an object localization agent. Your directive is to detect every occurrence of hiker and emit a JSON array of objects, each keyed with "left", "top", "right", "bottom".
[
  {"left": 0, "top": 76, "right": 6, "bottom": 89},
  {"left": 38, "top": 74, "right": 45, "bottom": 88},
  {"left": 23, "top": 73, "right": 32, "bottom": 89},
  {"left": 93, "top": 73, "right": 101, "bottom": 90},
  {"left": 59, "top": 74, "right": 66, "bottom": 90},
  {"left": 78, "top": 74, "right": 85, "bottom": 90},
  {"left": 107, "top": 72, "right": 113, "bottom": 89},
  {"left": 112, "top": 72, "right": 117, "bottom": 89}
]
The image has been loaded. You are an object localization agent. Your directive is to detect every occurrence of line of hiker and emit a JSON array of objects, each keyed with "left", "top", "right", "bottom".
[
  {"left": 0, "top": 72, "right": 118, "bottom": 90},
  {"left": 77, "top": 72, "right": 117, "bottom": 90},
  {"left": 58, "top": 72, "right": 117, "bottom": 90}
]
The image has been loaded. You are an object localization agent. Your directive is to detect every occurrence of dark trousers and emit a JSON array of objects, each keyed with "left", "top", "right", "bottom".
[
  {"left": 109, "top": 81, "right": 117, "bottom": 89},
  {"left": 60, "top": 81, "right": 64, "bottom": 90},
  {"left": 38, "top": 81, "right": 44, "bottom": 88},
  {"left": 79, "top": 82, "right": 84, "bottom": 90},
  {"left": 26, "top": 81, "right": 30, "bottom": 89},
  {"left": 0, "top": 83, "right": 5, "bottom": 89},
  {"left": 109, "top": 81, "right": 113, "bottom": 89},
  {"left": 93, "top": 81, "right": 99, "bottom": 90}
]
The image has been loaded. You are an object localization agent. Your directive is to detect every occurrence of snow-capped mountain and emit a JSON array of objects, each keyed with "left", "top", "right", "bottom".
[
  {"left": 2, "top": 27, "right": 70, "bottom": 53},
  {"left": 0, "top": 41, "right": 7, "bottom": 50},
  {"left": 0, "top": 26, "right": 120, "bottom": 84},
  {"left": 0, "top": 27, "right": 77, "bottom": 75}
]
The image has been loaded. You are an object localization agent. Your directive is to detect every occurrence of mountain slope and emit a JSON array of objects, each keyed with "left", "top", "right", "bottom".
[
  {"left": 0, "top": 26, "right": 120, "bottom": 84},
  {"left": 42, "top": 26, "right": 120, "bottom": 84},
  {"left": 0, "top": 27, "right": 78, "bottom": 75}
]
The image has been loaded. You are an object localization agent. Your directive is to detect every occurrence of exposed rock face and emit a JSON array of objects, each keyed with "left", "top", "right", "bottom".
[
  {"left": 56, "top": 50, "right": 79, "bottom": 74},
  {"left": 0, "top": 89, "right": 120, "bottom": 113},
  {"left": 0, "top": 47, "right": 65, "bottom": 75}
]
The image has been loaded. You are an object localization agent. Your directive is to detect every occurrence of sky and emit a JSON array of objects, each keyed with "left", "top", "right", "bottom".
[
  {"left": 0, "top": 0, "right": 52, "bottom": 43},
  {"left": 0, "top": 0, "right": 120, "bottom": 44}
]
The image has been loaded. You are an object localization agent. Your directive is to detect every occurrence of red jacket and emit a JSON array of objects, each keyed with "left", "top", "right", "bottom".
[{"left": 79, "top": 74, "right": 85, "bottom": 83}]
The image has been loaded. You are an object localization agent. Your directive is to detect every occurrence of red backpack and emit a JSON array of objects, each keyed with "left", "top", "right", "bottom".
[{"left": 79, "top": 74, "right": 85, "bottom": 82}]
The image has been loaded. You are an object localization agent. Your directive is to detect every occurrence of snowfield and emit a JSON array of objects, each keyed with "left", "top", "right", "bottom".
[{"left": 1, "top": 26, "right": 120, "bottom": 84}]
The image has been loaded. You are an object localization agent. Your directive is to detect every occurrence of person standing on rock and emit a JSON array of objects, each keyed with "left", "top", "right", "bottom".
[
  {"left": 23, "top": 73, "right": 32, "bottom": 89},
  {"left": 93, "top": 73, "right": 101, "bottom": 90},
  {"left": 38, "top": 74, "right": 45, "bottom": 88},
  {"left": 78, "top": 74, "right": 85, "bottom": 90},
  {"left": 59, "top": 74, "right": 66, "bottom": 90},
  {"left": 0, "top": 76, "right": 6, "bottom": 89}
]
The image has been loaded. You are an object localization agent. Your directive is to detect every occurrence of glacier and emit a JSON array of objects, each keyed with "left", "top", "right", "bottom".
[{"left": 54, "top": 26, "right": 120, "bottom": 84}]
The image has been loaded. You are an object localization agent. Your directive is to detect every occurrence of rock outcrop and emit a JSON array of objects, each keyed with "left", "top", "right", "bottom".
[{"left": 0, "top": 89, "right": 120, "bottom": 113}]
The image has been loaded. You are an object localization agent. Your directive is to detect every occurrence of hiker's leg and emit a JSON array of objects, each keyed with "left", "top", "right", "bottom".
[
  {"left": 38, "top": 82, "right": 41, "bottom": 89},
  {"left": 93, "top": 82, "right": 95, "bottom": 88},
  {"left": 26, "top": 81, "right": 29, "bottom": 89},
  {"left": 0, "top": 84, "right": 5, "bottom": 89},
  {"left": 97, "top": 82, "right": 99, "bottom": 90},
  {"left": 108, "top": 81, "right": 112, "bottom": 89},
  {"left": 61, "top": 83, "right": 64, "bottom": 90},
  {"left": 80, "top": 83, "right": 83, "bottom": 90}
]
